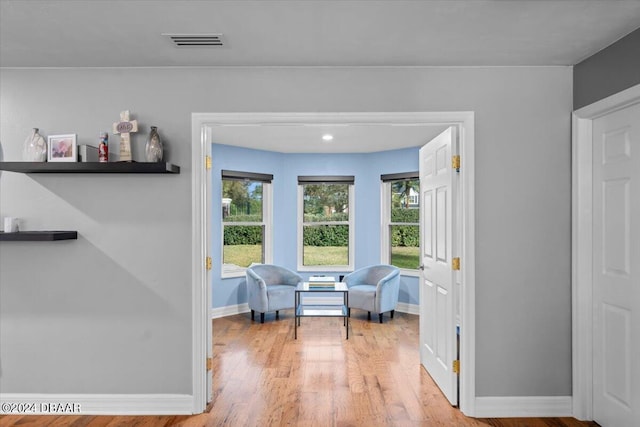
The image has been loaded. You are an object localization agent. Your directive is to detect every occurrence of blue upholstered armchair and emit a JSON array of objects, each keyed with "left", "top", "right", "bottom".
[
  {"left": 344, "top": 265, "right": 400, "bottom": 323},
  {"left": 246, "top": 264, "right": 303, "bottom": 323}
]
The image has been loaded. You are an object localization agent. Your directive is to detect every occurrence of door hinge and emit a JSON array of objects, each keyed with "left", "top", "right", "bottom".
[
  {"left": 453, "top": 359, "right": 460, "bottom": 374},
  {"left": 206, "top": 256, "right": 212, "bottom": 270},
  {"left": 452, "top": 257, "right": 460, "bottom": 271},
  {"left": 452, "top": 155, "right": 460, "bottom": 172},
  {"left": 205, "top": 155, "right": 212, "bottom": 170},
  {"left": 206, "top": 357, "right": 212, "bottom": 371}
]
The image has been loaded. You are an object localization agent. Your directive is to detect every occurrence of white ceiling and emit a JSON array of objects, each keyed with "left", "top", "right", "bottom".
[
  {"left": 210, "top": 122, "right": 450, "bottom": 153},
  {"left": 2, "top": 0, "right": 639, "bottom": 68},
  {"left": 2, "top": 0, "right": 639, "bottom": 153}
]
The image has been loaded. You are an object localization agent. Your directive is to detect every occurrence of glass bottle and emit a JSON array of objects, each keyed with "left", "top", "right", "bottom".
[
  {"left": 23, "top": 128, "right": 47, "bottom": 161},
  {"left": 145, "top": 126, "right": 163, "bottom": 162}
]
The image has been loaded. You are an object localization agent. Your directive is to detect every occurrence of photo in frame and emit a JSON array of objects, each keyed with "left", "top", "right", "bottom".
[{"left": 47, "top": 134, "right": 77, "bottom": 162}]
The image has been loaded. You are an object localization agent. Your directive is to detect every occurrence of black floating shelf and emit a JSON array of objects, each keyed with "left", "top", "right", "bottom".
[
  {"left": 0, "top": 161, "right": 180, "bottom": 174},
  {"left": 0, "top": 231, "right": 78, "bottom": 241}
]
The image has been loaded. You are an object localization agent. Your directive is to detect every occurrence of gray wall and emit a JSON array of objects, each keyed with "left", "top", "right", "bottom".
[
  {"left": 0, "top": 66, "right": 572, "bottom": 397},
  {"left": 574, "top": 27, "right": 640, "bottom": 110}
]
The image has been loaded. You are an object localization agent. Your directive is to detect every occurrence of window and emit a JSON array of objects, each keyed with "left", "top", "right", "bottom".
[
  {"left": 298, "top": 176, "right": 354, "bottom": 271},
  {"left": 381, "top": 172, "right": 420, "bottom": 273},
  {"left": 222, "top": 170, "right": 273, "bottom": 277}
]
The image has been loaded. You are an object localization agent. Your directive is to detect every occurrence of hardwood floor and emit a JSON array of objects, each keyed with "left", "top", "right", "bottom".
[{"left": 1, "top": 312, "right": 598, "bottom": 426}]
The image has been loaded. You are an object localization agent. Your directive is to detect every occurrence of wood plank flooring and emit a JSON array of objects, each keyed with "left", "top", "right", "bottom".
[{"left": 1, "top": 312, "right": 598, "bottom": 426}]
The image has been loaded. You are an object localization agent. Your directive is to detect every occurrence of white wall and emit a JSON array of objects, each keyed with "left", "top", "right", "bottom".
[{"left": 0, "top": 66, "right": 572, "bottom": 397}]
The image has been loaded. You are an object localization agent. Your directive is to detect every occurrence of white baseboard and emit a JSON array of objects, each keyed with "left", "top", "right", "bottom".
[
  {"left": 210, "top": 303, "right": 250, "bottom": 319},
  {"left": 396, "top": 302, "right": 419, "bottom": 315},
  {"left": 474, "top": 396, "right": 572, "bottom": 418},
  {"left": 210, "top": 301, "right": 419, "bottom": 319},
  {"left": 0, "top": 393, "right": 194, "bottom": 415}
]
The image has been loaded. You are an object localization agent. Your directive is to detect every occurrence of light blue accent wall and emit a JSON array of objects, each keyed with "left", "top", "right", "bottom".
[{"left": 211, "top": 143, "right": 420, "bottom": 309}]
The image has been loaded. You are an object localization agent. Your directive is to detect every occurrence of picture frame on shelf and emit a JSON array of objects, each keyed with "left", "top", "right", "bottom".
[{"left": 47, "top": 134, "right": 77, "bottom": 162}]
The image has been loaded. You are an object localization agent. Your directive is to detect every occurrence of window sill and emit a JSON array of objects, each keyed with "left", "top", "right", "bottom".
[
  {"left": 222, "top": 266, "right": 246, "bottom": 279},
  {"left": 297, "top": 265, "right": 354, "bottom": 273}
]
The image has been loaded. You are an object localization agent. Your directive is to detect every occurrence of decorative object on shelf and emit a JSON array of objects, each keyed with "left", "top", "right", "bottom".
[
  {"left": 145, "top": 126, "right": 163, "bottom": 162},
  {"left": 98, "top": 132, "right": 109, "bottom": 162},
  {"left": 3, "top": 217, "right": 20, "bottom": 233},
  {"left": 47, "top": 134, "right": 77, "bottom": 162},
  {"left": 22, "top": 128, "right": 47, "bottom": 161},
  {"left": 112, "top": 110, "right": 138, "bottom": 162}
]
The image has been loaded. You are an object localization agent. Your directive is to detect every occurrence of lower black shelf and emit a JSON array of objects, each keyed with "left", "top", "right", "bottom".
[{"left": 0, "top": 231, "right": 78, "bottom": 241}]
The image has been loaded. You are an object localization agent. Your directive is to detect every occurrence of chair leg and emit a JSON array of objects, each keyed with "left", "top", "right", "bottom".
[
  {"left": 251, "top": 310, "right": 255, "bottom": 321},
  {"left": 391, "top": 310, "right": 395, "bottom": 319},
  {"left": 260, "top": 313, "right": 265, "bottom": 324},
  {"left": 379, "top": 313, "right": 384, "bottom": 323},
  {"left": 367, "top": 311, "right": 371, "bottom": 321},
  {"left": 348, "top": 308, "right": 351, "bottom": 317},
  {"left": 276, "top": 310, "right": 279, "bottom": 320}
]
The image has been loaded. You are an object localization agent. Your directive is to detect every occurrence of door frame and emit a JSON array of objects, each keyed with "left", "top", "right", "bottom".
[
  {"left": 190, "top": 111, "right": 476, "bottom": 415},
  {"left": 191, "top": 120, "right": 213, "bottom": 412},
  {"left": 571, "top": 83, "right": 640, "bottom": 420}
]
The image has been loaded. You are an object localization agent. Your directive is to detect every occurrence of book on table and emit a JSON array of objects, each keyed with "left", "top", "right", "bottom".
[{"left": 308, "top": 275, "right": 336, "bottom": 288}]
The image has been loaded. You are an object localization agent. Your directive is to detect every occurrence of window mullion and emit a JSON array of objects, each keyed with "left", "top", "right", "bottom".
[{"left": 302, "top": 221, "right": 349, "bottom": 226}]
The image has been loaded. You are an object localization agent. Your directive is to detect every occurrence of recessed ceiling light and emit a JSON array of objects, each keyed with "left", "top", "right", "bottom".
[{"left": 322, "top": 134, "right": 334, "bottom": 141}]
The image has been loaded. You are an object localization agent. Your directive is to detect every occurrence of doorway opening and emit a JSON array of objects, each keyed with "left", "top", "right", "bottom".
[{"left": 191, "top": 112, "right": 476, "bottom": 415}]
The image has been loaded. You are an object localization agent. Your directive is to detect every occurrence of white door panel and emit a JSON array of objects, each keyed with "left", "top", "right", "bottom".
[
  {"left": 593, "top": 102, "right": 639, "bottom": 427},
  {"left": 436, "top": 187, "right": 447, "bottom": 263},
  {"left": 424, "top": 191, "right": 434, "bottom": 259},
  {"left": 436, "top": 285, "right": 448, "bottom": 365},
  {"left": 424, "top": 279, "right": 436, "bottom": 354},
  {"left": 420, "top": 126, "right": 458, "bottom": 406},
  {"left": 602, "top": 178, "right": 630, "bottom": 277}
]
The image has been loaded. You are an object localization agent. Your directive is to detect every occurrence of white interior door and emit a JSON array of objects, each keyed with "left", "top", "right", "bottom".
[
  {"left": 419, "top": 126, "right": 459, "bottom": 406},
  {"left": 592, "top": 102, "right": 640, "bottom": 426}
]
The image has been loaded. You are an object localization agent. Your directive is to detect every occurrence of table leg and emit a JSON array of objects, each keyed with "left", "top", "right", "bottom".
[{"left": 346, "top": 291, "right": 349, "bottom": 339}]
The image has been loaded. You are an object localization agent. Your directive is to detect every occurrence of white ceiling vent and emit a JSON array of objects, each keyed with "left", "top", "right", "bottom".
[{"left": 163, "top": 33, "right": 224, "bottom": 47}]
